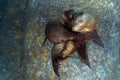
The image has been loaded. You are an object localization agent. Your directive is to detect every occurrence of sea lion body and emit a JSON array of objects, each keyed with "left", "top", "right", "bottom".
[{"left": 45, "top": 19, "right": 74, "bottom": 44}]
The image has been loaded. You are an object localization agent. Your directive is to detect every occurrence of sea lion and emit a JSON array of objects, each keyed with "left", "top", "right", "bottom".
[
  {"left": 50, "top": 12, "right": 104, "bottom": 77},
  {"left": 41, "top": 9, "right": 104, "bottom": 77}
]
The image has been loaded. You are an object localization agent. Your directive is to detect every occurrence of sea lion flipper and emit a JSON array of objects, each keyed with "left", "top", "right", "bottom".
[
  {"left": 76, "top": 43, "right": 91, "bottom": 68},
  {"left": 51, "top": 45, "right": 60, "bottom": 77},
  {"left": 93, "top": 30, "right": 104, "bottom": 48},
  {"left": 51, "top": 57, "right": 60, "bottom": 77}
]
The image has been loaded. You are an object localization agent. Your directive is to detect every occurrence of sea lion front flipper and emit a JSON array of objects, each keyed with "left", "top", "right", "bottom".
[
  {"left": 51, "top": 56, "right": 60, "bottom": 77},
  {"left": 76, "top": 43, "right": 91, "bottom": 68},
  {"left": 92, "top": 30, "right": 104, "bottom": 48}
]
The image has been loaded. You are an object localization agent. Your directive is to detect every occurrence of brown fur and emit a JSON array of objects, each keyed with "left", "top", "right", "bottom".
[{"left": 45, "top": 19, "right": 74, "bottom": 44}]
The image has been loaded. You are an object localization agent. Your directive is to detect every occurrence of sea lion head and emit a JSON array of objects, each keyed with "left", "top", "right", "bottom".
[{"left": 72, "top": 13, "right": 96, "bottom": 33}]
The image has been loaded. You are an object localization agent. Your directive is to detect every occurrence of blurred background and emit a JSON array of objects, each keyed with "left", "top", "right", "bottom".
[{"left": 0, "top": 0, "right": 120, "bottom": 80}]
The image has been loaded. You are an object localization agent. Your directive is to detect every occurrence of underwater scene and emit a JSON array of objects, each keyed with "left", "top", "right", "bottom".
[{"left": 0, "top": 0, "right": 120, "bottom": 80}]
